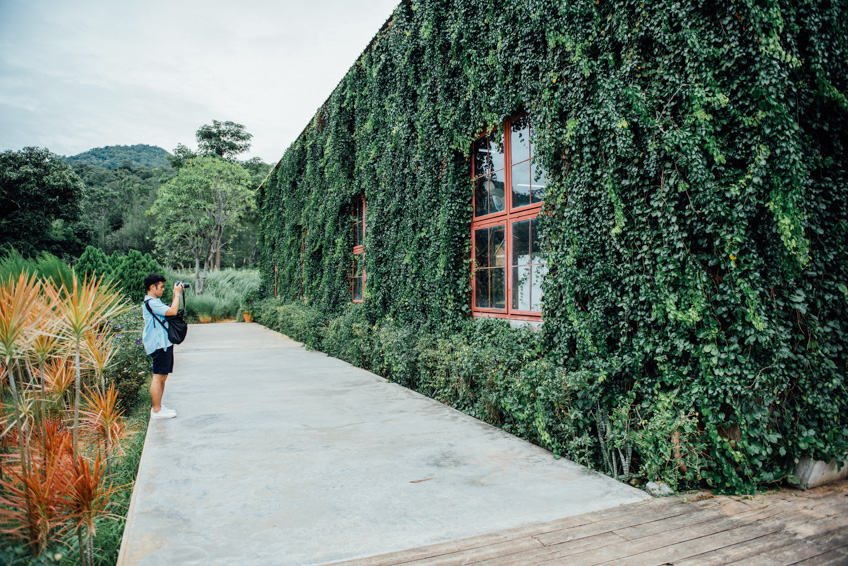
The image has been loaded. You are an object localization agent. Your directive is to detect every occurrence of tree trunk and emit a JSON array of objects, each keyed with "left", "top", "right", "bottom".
[
  {"left": 214, "top": 224, "right": 223, "bottom": 270},
  {"left": 199, "top": 239, "right": 214, "bottom": 295},
  {"left": 193, "top": 257, "right": 201, "bottom": 292}
]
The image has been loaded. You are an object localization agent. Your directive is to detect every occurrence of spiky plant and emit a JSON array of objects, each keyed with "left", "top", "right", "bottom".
[
  {"left": 80, "top": 385, "right": 130, "bottom": 458},
  {"left": 0, "top": 420, "right": 74, "bottom": 556},
  {"left": 42, "top": 356, "right": 75, "bottom": 411},
  {"left": 66, "top": 453, "right": 117, "bottom": 566},
  {"left": 25, "top": 293, "right": 62, "bottom": 433},
  {"left": 0, "top": 272, "right": 51, "bottom": 528},
  {"left": 81, "top": 329, "right": 116, "bottom": 392},
  {"left": 47, "top": 272, "right": 129, "bottom": 455}
]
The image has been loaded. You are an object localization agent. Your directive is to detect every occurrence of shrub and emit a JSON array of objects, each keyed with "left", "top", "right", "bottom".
[
  {"left": 101, "top": 308, "right": 150, "bottom": 412},
  {"left": 163, "top": 267, "right": 260, "bottom": 322},
  {"left": 110, "top": 250, "right": 160, "bottom": 304},
  {"left": 75, "top": 246, "right": 111, "bottom": 282},
  {"left": 0, "top": 249, "right": 74, "bottom": 288}
]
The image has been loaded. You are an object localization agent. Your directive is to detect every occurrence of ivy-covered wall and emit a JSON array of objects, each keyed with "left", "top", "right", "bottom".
[{"left": 258, "top": 0, "right": 848, "bottom": 492}]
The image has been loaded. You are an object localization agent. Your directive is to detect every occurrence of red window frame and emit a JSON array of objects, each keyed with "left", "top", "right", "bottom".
[
  {"left": 351, "top": 196, "right": 365, "bottom": 302},
  {"left": 470, "top": 115, "right": 546, "bottom": 321}
]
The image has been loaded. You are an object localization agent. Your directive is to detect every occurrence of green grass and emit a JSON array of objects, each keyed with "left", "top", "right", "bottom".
[
  {"left": 163, "top": 267, "right": 260, "bottom": 322},
  {"left": 0, "top": 249, "right": 74, "bottom": 287}
]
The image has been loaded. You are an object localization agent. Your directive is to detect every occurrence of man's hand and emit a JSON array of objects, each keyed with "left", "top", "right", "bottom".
[{"left": 174, "top": 282, "right": 184, "bottom": 295}]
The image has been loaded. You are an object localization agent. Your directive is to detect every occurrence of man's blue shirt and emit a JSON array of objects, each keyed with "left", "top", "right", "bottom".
[{"left": 142, "top": 295, "right": 172, "bottom": 355}]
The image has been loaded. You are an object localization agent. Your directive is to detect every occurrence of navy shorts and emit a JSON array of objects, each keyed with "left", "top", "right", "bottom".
[{"left": 150, "top": 346, "right": 174, "bottom": 375}]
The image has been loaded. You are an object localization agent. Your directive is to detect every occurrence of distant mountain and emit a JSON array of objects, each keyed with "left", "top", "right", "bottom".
[{"left": 63, "top": 144, "right": 172, "bottom": 169}]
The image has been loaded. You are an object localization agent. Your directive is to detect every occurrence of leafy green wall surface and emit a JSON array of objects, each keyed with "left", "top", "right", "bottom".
[{"left": 259, "top": 0, "right": 848, "bottom": 492}]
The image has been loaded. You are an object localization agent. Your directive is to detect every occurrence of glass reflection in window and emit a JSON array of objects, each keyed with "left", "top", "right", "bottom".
[
  {"left": 511, "top": 217, "right": 545, "bottom": 312},
  {"left": 474, "top": 225, "right": 506, "bottom": 309}
]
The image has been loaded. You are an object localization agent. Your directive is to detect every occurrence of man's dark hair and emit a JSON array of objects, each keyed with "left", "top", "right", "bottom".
[{"left": 144, "top": 273, "right": 166, "bottom": 293}]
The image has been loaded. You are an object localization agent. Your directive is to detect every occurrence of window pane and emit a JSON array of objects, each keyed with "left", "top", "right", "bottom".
[
  {"left": 474, "top": 269, "right": 490, "bottom": 308},
  {"left": 530, "top": 217, "right": 544, "bottom": 263},
  {"left": 490, "top": 225, "right": 505, "bottom": 267},
  {"left": 353, "top": 277, "right": 363, "bottom": 301},
  {"left": 510, "top": 116, "right": 530, "bottom": 164},
  {"left": 530, "top": 162, "right": 548, "bottom": 203},
  {"left": 475, "top": 176, "right": 489, "bottom": 217},
  {"left": 512, "top": 265, "right": 531, "bottom": 311},
  {"left": 512, "top": 219, "right": 531, "bottom": 266},
  {"left": 531, "top": 264, "right": 548, "bottom": 312},
  {"left": 489, "top": 129, "right": 505, "bottom": 172},
  {"left": 473, "top": 137, "right": 490, "bottom": 178},
  {"left": 474, "top": 227, "right": 488, "bottom": 267},
  {"left": 488, "top": 171, "right": 505, "bottom": 213},
  {"left": 490, "top": 267, "right": 506, "bottom": 309},
  {"left": 511, "top": 160, "right": 531, "bottom": 209}
]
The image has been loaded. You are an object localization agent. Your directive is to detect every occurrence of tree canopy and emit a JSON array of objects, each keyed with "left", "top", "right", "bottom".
[
  {"left": 195, "top": 120, "right": 252, "bottom": 161},
  {"left": 63, "top": 144, "right": 171, "bottom": 169},
  {"left": 0, "top": 147, "right": 89, "bottom": 257},
  {"left": 150, "top": 157, "right": 254, "bottom": 291}
]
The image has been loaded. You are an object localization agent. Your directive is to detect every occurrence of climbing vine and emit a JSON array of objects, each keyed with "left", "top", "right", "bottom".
[{"left": 258, "top": 0, "right": 848, "bottom": 493}]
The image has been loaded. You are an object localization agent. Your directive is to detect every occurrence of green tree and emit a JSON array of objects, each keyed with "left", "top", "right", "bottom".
[
  {"left": 111, "top": 250, "right": 161, "bottom": 303},
  {"left": 196, "top": 120, "right": 252, "bottom": 161},
  {"left": 76, "top": 245, "right": 111, "bottom": 281},
  {"left": 0, "top": 147, "right": 90, "bottom": 256},
  {"left": 166, "top": 143, "right": 199, "bottom": 170},
  {"left": 73, "top": 162, "right": 172, "bottom": 254},
  {"left": 150, "top": 157, "right": 254, "bottom": 292}
]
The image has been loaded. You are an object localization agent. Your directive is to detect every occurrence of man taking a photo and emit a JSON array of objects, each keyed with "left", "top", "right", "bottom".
[{"left": 142, "top": 274, "right": 184, "bottom": 419}]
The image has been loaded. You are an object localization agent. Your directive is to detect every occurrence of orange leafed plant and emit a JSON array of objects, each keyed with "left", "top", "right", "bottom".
[
  {"left": 43, "top": 356, "right": 76, "bottom": 407},
  {"left": 81, "top": 329, "right": 116, "bottom": 391},
  {"left": 46, "top": 271, "right": 129, "bottom": 454},
  {"left": 0, "top": 420, "right": 75, "bottom": 555},
  {"left": 66, "top": 451, "right": 118, "bottom": 562},
  {"left": 80, "top": 385, "right": 131, "bottom": 456},
  {"left": 0, "top": 273, "right": 50, "bottom": 366}
]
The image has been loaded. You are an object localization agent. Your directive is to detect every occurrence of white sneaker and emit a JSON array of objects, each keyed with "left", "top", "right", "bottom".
[
  {"left": 160, "top": 405, "right": 177, "bottom": 417},
  {"left": 151, "top": 408, "right": 176, "bottom": 420}
]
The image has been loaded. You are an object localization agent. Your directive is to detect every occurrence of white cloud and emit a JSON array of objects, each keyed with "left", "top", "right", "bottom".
[{"left": 0, "top": 0, "right": 400, "bottom": 163}]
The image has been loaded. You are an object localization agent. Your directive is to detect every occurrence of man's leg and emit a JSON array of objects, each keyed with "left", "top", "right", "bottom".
[{"left": 150, "top": 373, "right": 168, "bottom": 413}]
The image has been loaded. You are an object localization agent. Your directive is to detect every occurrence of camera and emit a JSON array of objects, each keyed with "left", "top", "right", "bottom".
[{"left": 176, "top": 281, "right": 190, "bottom": 289}]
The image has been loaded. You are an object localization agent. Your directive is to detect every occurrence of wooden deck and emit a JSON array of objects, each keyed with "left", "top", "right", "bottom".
[{"left": 330, "top": 480, "right": 848, "bottom": 566}]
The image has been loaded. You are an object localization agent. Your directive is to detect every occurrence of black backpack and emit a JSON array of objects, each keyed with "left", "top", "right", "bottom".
[{"left": 144, "top": 294, "right": 188, "bottom": 345}]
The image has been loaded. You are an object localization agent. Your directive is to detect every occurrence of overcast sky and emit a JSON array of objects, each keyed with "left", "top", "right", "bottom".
[{"left": 0, "top": 0, "right": 401, "bottom": 164}]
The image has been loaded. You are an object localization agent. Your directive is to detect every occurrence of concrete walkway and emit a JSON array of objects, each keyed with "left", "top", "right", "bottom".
[{"left": 118, "top": 323, "right": 648, "bottom": 566}]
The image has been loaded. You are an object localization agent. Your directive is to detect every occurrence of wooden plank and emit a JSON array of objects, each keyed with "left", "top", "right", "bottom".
[
  {"left": 671, "top": 531, "right": 799, "bottom": 566},
  {"left": 532, "top": 500, "right": 720, "bottom": 546},
  {"left": 327, "top": 483, "right": 848, "bottom": 566},
  {"left": 606, "top": 499, "right": 848, "bottom": 566},
  {"left": 479, "top": 532, "right": 628, "bottom": 566},
  {"left": 396, "top": 536, "right": 546, "bottom": 566},
  {"left": 720, "top": 519, "right": 848, "bottom": 566},
  {"left": 595, "top": 514, "right": 803, "bottom": 566},
  {"left": 792, "top": 549, "right": 848, "bottom": 566},
  {"left": 329, "top": 499, "right": 672, "bottom": 566},
  {"left": 611, "top": 495, "right": 807, "bottom": 543}
]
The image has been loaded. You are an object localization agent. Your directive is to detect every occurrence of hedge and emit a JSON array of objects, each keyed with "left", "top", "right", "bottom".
[{"left": 258, "top": 0, "right": 848, "bottom": 493}]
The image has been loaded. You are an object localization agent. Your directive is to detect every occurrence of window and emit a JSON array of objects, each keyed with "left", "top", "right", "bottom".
[
  {"left": 471, "top": 115, "right": 547, "bottom": 320},
  {"left": 351, "top": 196, "right": 365, "bottom": 302},
  {"left": 300, "top": 229, "right": 307, "bottom": 301}
]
